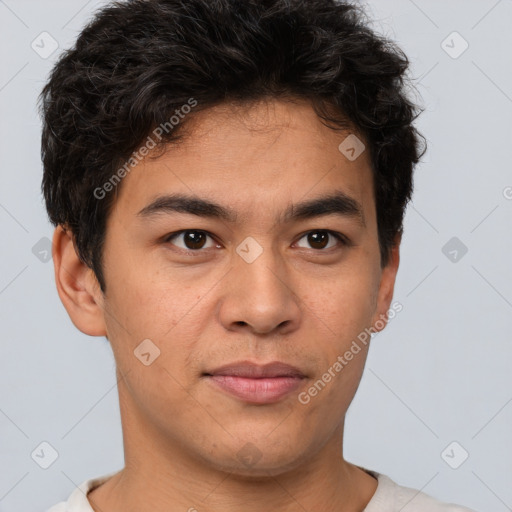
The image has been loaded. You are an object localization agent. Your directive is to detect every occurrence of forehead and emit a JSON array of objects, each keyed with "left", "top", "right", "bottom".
[{"left": 111, "top": 97, "right": 375, "bottom": 227}]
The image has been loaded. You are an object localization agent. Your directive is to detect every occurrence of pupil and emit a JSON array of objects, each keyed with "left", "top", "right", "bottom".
[
  {"left": 309, "top": 231, "right": 328, "bottom": 249},
  {"left": 185, "top": 231, "right": 205, "bottom": 249}
]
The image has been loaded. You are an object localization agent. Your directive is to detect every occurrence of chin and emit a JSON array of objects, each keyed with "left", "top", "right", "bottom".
[{"left": 198, "top": 435, "right": 311, "bottom": 479}]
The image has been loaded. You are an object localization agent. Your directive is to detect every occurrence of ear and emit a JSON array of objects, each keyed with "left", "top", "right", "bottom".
[
  {"left": 52, "top": 225, "right": 107, "bottom": 337},
  {"left": 370, "top": 234, "right": 401, "bottom": 333}
]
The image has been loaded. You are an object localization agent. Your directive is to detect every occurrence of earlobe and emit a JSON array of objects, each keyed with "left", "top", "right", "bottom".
[
  {"left": 52, "top": 225, "right": 107, "bottom": 337},
  {"left": 371, "top": 236, "right": 401, "bottom": 333}
]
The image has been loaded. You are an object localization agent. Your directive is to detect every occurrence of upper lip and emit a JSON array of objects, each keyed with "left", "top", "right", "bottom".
[{"left": 204, "top": 361, "right": 306, "bottom": 378}]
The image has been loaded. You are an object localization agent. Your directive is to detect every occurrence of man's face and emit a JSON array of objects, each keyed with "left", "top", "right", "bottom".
[{"left": 88, "top": 98, "right": 398, "bottom": 476}]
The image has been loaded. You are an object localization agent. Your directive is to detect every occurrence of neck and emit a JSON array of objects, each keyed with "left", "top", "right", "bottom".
[{"left": 88, "top": 382, "right": 378, "bottom": 512}]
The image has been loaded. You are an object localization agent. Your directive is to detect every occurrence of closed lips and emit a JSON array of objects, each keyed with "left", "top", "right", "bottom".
[{"left": 203, "top": 361, "right": 306, "bottom": 379}]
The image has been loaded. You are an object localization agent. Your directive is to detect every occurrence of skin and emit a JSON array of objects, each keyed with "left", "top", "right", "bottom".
[{"left": 53, "top": 97, "right": 400, "bottom": 512}]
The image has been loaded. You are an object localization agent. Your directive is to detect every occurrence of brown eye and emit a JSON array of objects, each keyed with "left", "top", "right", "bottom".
[
  {"left": 308, "top": 231, "right": 329, "bottom": 249},
  {"left": 184, "top": 231, "right": 207, "bottom": 249},
  {"left": 295, "top": 230, "right": 346, "bottom": 250},
  {"left": 166, "top": 230, "right": 217, "bottom": 251}
]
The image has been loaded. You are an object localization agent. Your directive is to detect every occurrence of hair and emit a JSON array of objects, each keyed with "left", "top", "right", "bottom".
[{"left": 40, "top": 0, "right": 426, "bottom": 293}]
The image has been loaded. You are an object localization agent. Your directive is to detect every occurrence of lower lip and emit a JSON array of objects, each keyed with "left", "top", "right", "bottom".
[{"left": 205, "top": 375, "right": 304, "bottom": 404}]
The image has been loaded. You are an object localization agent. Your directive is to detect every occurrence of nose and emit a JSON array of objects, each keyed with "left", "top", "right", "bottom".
[{"left": 217, "top": 242, "right": 301, "bottom": 336}]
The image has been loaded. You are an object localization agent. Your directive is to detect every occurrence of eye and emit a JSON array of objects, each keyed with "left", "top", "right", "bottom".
[
  {"left": 294, "top": 230, "right": 348, "bottom": 251},
  {"left": 164, "top": 230, "right": 219, "bottom": 252}
]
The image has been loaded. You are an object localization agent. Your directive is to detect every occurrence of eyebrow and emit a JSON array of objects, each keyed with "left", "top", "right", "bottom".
[{"left": 137, "top": 190, "right": 366, "bottom": 227}]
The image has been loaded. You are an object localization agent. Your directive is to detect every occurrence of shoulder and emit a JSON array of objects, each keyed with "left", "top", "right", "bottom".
[
  {"left": 45, "top": 503, "right": 66, "bottom": 512},
  {"left": 362, "top": 468, "right": 478, "bottom": 512},
  {"left": 44, "top": 471, "right": 118, "bottom": 512}
]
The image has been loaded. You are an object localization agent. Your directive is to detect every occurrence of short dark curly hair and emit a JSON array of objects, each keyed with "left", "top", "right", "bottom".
[{"left": 40, "top": 0, "right": 426, "bottom": 293}]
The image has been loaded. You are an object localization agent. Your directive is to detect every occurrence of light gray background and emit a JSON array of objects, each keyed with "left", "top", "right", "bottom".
[{"left": 1, "top": 1, "right": 511, "bottom": 511}]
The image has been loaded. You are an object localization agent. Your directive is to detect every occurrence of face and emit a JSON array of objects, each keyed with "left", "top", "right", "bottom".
[{"left": 57, "top": 97, "right": 399, "bottom": 478}]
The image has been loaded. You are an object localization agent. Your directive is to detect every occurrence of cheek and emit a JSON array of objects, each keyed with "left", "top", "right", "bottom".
[
  {"left": 303, "top": 267, "right": 379, "bottom": 343},
  {"left": 103, "top": 264, "right": 219, "bottom": 377},
  {"left": 103, "top": 245, "right": 188, "bottom": 333}
]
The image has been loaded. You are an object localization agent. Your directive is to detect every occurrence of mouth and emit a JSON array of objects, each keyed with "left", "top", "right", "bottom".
[{"left": 202, "top": 361, "right": 306, "bottom": 404}]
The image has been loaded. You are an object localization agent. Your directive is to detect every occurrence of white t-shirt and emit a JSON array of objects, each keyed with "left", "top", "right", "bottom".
[{"left": 45, "top": 467, "right": 477, "bottom": 512}]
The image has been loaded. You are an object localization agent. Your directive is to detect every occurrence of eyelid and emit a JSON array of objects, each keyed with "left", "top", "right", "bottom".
[
  {"left": 163, "top": 229, "right": 219, "bottom": 253},
  {"left": 163, "top": 228, "right": 350, "bottom": 253},
  {"left": 293, "top": 230, "right": 350, "bottom": 249}
]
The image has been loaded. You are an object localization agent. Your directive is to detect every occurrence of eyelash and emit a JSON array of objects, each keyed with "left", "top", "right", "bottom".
[{"left": 163, "top": 229, "right": 350, "bottom": 255}]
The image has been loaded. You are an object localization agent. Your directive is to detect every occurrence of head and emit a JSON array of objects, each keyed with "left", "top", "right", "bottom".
[{"left": 41, "top": 0, "right": 425, "bottom": 478}]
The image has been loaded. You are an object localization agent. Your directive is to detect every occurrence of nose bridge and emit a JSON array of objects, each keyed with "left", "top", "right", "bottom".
[
  {"left": 217, "top": 235, "right": 301, "bottom": 334},
  {"left": 234, "top": 235, "right": 288, "bottom": 299}
]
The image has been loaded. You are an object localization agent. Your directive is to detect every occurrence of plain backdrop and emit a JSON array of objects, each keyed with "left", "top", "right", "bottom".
[{"left": 1, "top": 1, "right": 511, "bottom": 511}]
